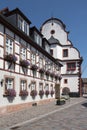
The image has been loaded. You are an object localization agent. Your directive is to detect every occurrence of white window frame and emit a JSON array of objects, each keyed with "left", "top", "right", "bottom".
[
  {"left": 18, "top": 15, "right": 29, "bottom": 35},
  {"left": 5, "top": 78, "right": 14, "bottom": 89},
  {"left": 20, "top": 80, "right": 27, "bottom": 90},
  {"left": 45, "top": 84, "right": 49, "bottom": 91},
  {"left": 20, "top": 47, "right": 26, "bottom": 60},
  {"left": 39, "top": 58, "right": 43, "bottom": 68},
  {"left": 6, "top": 37, "right": 13, "bottom": 55},
  {"left": 39, "top": 83, "right": 43, "bottom": 91},
  {"left": 31, "top": 82, "right": 36, "bottom": 90},
  {"left": 31, "top": 53, "right": 36, "bottom": 65}
]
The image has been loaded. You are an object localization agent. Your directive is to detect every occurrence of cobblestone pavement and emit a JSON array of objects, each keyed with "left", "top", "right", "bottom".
[{"left": 0, "top": 97, "right": 87, "bottom": 130}]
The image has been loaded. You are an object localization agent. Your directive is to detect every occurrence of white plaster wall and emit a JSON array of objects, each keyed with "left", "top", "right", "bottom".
[
  {"left": 0, "top": 70, "right": 55, "bottom": 107},
  {"left": 0, "top": 59, "right": 3, "bottom": 68},
  {"left": 15, "top": 64, "right": 19, "bottom": 73},
  {"left": 61, "top": 76, "right": 78, "bottom": 92},
  {"left": 15, "top": 44, "right": 20, "bottom": 55},
  {"left": 61, "top": 62, "right": 79, "bottom": 74},
  {"left": 0, "top": 47, "right": 4, "bottom": 58},
  {"left": 41, "top": 21, "right": 67, "bottom": 45},
  {"left": 68, "top": 47, "right": 79, "bottom": 59},
  {"left": 0, "top": 34, "right": 4, "bottom": 47},
  {"left": 0, "top": 22, "right": 60, "bottom": 107},
  {"left": 56, "top": 46, "right": 62, "bottom": 59},
  {"left": 50, "top": 44, "right": 62, "bottom": 59}
]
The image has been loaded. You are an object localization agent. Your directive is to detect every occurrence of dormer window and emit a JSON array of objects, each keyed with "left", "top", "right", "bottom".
[
  {"left": 34, "top": 32, "right": 42, "bottom": 46},
  {"left": 18, "top": 15, "right": 29, "bottom": 36}
]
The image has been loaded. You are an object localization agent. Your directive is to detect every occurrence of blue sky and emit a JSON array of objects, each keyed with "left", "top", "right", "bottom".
[{"left": 0, "top": 0, "right": 87, "bottom": 77}]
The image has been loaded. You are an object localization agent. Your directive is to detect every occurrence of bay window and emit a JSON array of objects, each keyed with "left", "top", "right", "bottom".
[{"left": 67, "top": 62, "right": 76, "bottom": 71}]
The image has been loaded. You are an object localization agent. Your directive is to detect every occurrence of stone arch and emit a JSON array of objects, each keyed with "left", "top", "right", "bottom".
[{"left": 62, "top": 87, "right": 70, "bottom": 95}]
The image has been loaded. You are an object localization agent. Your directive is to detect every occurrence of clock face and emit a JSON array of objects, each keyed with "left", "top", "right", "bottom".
[{"left": 50, "top": 29, "right": 55, "bottom": 34}]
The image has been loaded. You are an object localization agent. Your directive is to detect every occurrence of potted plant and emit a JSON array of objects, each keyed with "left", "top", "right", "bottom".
[
  {"left": 30, "top": 90, "right": 37, "bottom": 98},
  {"left": 4, "top": 54, "right": 17, "bottom": 63},
  {"left": 45, "top": 70, "right": 50, "bottom": 75},
  {"left": 39, "top": 90, "right": 44, "bottom": 97},
  {"left": 56, "top": 98, "right": 66, "bottom": 105},
  {"left": 30, "top": 64, "right": 38, "bottom": 70},
  {"left": 39, "top": 68, "right": 45, "bottom": 73},
  {"left": 59, "top": 76, "right": 62, "bottom": 81},
  {"left": 6, "top": 88, "right": 16, "bottom": 97},
  {"left": 45, "top": 90, "right": 49, "bottom": 96},
  {"left": 20, "top": 59, "right": 29, "bottom": 68},
  {"left": 55, "top": 74, "right": 59, "bottom": 79},
  {"left": 50, "top": 90, "right": 54, "bottom": 96},
  {"left": 50, "top": 72, "right": 55, "bottom": 77},
  {"left": 19, "top": 90, "right": 28, "bottom": 96}
]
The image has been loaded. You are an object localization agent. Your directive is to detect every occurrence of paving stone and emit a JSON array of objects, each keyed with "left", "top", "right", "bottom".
[{"left": 0, "top": 97, "right": 87, "bottom": 130}]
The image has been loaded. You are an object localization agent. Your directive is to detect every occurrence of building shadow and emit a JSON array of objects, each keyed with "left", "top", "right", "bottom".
[{"left": 82, "top": 102, "right": 87, "bottom": 108}]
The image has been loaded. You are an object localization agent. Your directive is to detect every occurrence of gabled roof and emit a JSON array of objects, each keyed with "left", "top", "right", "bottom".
[{"left": 2, "top": 7, "right": 31, "bottom": 24}]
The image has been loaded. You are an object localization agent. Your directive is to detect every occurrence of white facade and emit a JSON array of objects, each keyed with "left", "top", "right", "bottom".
[
  {"left": 0, "top": 9, "right": 62, "bottom": 114},
  {"left": 41, "top": 18, "right": 82, "bottom": 96}
]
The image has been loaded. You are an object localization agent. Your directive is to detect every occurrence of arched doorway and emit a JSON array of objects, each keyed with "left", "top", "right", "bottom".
[{"left": 62, "top": 87, "right": 70, "bottom": 95}]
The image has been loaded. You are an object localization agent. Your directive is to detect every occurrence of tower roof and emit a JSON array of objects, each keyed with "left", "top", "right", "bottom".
[{"left": 48, "top": 35, "right": 61, "bottom": 45}]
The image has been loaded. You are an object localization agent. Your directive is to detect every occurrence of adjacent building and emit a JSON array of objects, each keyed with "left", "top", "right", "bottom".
[
  {"left": 40, "top": 18, "right": 83, "bottom": 97},
  {"left": 0, "top": 8, "right": 62, "bottom": 114},
  {"left": 82, "top": 78, "right": 87, "bottom": 94}
]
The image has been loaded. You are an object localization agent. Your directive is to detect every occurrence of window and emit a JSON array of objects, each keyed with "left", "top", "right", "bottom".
[
  {"left": 18, "top": 16, "right": 23, "bottom": 30},
  {"left": 20, "top": 80, "right": 27, "bottom": 90},
  {"left": 20, "top": 47, "right": 26, "bottom": 60},
  {"left": 62, "top": 87, "right": 70, "bottom": 95},
  {"left": 63, "top": 49, "right": 68, "bottom": 57},
  {"left": 50, "top": 49, "right": 53, "bottom": 56},
  {"left": 18, "top": 15, "right": 29, "bottom": 35},
  {"left": 67, "top": 62, "right": 76, "bottom": 71},
  {"left": 31, "top": 82, "right": 36, "bottom": 90},
  {"left": 5, "top": 78, "right": 14, "bottom": 89},
  {"left": 24, "top": 21, "right": 29, "bottom": 35},
  {"left": 39, "top": 58, "right": 43, "bottom": 68},
  {"left": 34, "top": 32, "right": 42, "bottom": 46},
  {"left": 51, "top": 84, "right": 53, "bottom": 90},
  {"left": 45, "top": 43, "right": 50, "bottom": 53},
  {"left": 31, "top": 53, "right": 36, "bottom": 65},
  {"left": 40, "top": 73, "right": 44, "bottom": 79},
  {"left": 39, "top": 83, "right": 43, "bottom": 90},
  {"left": 34, "top": 32, "right": 38, "bottom": 43},
  {"left": 6, "top": 37, "right": 13, "bottom": 54},
  {"left": 45, "top": 84, "right": 49, "bottom": 90},
  {"left": 64, "top": 79, "right": 68, "bottom": 84}
]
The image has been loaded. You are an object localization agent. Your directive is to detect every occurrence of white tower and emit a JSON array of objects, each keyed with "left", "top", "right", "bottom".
[{"left": 40, "top": 18, "right": 83, "bottom": 97}]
